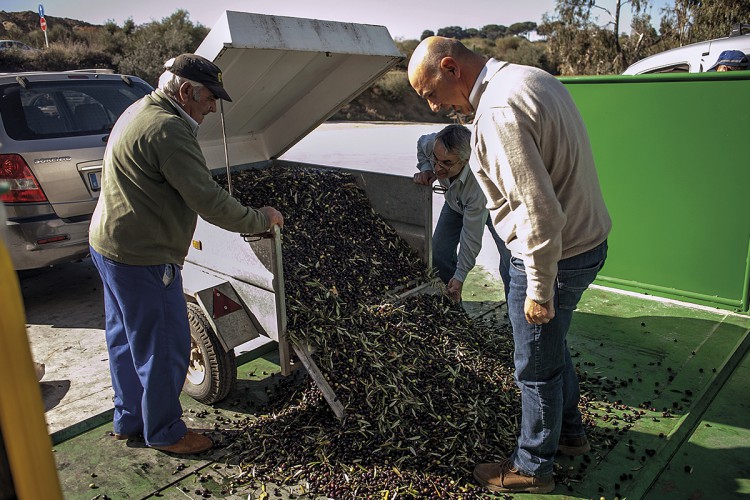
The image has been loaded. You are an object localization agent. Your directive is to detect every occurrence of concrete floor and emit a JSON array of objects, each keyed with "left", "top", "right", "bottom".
[{"left": 20, "top": 260, "right": 111, "bottom": 435}]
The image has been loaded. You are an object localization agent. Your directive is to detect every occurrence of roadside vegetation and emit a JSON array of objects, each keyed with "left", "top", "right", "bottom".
[
  {"left": 1, "top": 0, "right": 746, "bottom": 122},
  {"left": 0, "top": 9, "right": 207, "bottom": 84}
]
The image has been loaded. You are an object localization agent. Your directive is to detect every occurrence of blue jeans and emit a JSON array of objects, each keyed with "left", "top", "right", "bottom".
[
  {"left": 506, "top": 240, "right": 607, "bottom": 476},
  {"left": 90, "top": 247, "right": 190, "bottom": 446},
  {"left": 432, "top": 202, "right": 511, "bottom": 295}
]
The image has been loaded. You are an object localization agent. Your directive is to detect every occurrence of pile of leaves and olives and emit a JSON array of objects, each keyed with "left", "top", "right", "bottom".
[{"left": 208, "top": 165, "right": 638, "bottom": 498}]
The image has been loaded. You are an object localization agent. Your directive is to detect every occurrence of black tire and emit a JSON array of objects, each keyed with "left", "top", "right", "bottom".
[{"left": 183, "top": 302, "right": 237, "bottom": 404}]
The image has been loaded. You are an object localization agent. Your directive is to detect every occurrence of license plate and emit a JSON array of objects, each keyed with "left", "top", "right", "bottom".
[{"left": 87, "top": 171, "right": 101, "bottom": 192}]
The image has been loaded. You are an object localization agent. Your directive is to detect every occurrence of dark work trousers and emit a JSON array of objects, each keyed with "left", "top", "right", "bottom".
[
  {"left": 432, "top": 202, "right": 511, "bottom": 296},
  {"left": 90, "top": 246, "right": 190, "bottom": 446}
]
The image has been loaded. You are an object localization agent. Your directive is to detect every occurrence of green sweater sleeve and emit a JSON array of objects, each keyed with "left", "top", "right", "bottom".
[
  {"left": 90, "top": 92, "right": 272, "bottom": 266},
  {"left": 160, "top": 120, "right": 268, "bottom": 235}
]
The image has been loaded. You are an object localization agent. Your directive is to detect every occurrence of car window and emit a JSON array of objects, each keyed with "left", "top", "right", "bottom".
[
  {"left": 0, "top": 79, "right": 151, "bottom": 140},
  {"left": 644, "top": 63, "right": 690, "bottom": 74},
  {"left": 0, "top": 41, "right": 32, "bottom": 51}
]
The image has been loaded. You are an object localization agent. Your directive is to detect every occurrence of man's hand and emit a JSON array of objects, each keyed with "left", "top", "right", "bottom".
[
  {"left": 259, "top": 206, "right": 284, "bottom": 229},
  {"left": 524, "top": 297, "right": 555, "bottom": 325},
  {"left": 446, "top": 277, "right": 463, "bottom": 303},
  {"left": 413, "top": 171, "right": 437, "bottom": 186}
]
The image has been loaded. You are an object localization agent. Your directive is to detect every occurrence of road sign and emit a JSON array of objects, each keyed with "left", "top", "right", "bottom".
[
  {"left": 38, "top": 4, "right": 44, "bottom": 18},
  {"left": 40, "top": 17, "right": 47, "bottom": 32}
]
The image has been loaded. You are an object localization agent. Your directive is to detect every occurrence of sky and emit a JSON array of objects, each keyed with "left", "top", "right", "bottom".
[{"left": 4, "top": 0, "right": 673, "bottom": 41}]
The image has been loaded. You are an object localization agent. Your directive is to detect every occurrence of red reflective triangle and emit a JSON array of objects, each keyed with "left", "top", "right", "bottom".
[{"left": 212, "top": 288, "right": 243, "bottom": 319}]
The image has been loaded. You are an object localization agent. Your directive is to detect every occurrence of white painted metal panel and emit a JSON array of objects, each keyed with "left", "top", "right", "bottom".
[
  {"left": 194, "top": 11, "right": 402, "bottom": 168},
  {"left": 187, "top": 217, "right": 275, "bottom": 290}
]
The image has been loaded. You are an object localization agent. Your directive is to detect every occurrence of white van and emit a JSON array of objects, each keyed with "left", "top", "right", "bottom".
[{"left": 623, "top": 24, "right": 750, "bottom": 75}]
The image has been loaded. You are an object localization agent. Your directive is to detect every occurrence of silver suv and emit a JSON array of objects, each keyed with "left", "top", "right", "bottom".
[{"left": 0, "top": 70, "right": 152, "bottom": 270}]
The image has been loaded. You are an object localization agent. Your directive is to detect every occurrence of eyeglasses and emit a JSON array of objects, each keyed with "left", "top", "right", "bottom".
[
  {"left": 432, "top": 184, "right": 447, "bottom": 195},
  {"left": 430, "top": 152, "right": 457, "bottom": 170},
  {"left": 430, "top": 153, "right": 466, "bottom": 170}
]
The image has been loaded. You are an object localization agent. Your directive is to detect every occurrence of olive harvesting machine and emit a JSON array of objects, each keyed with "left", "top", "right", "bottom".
[{"left": 181, "top": 12, "right": 434, "bottom": 418}]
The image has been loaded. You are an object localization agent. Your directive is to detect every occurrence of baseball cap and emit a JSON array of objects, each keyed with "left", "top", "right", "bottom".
[
  {"left": 707, "top": 50, "right": 749, "bottom": 71},
  {"left": 164, "top": 53, "right": 232, "bottom": 101}
]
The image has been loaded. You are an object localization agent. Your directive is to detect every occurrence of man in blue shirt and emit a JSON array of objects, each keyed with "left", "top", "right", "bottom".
[{"left": 413, "top": 124, "right": 510, "bottom": 302}]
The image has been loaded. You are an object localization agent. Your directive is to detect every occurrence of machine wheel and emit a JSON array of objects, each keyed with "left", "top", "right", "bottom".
[{"left": 183, "top": 302, "right": 237, "bottom": 404}]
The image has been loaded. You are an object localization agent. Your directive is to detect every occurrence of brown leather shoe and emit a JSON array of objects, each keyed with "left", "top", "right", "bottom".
[
  {"left": 558, "top": 434, "right": 591, "bottom": 456},
  {"left": 113, "top": 433, "right": 130, "bottom": 440},
  {"left": 473, "top": 459, "right": 555, "bottom": 494},
  {"left": 150, "top": 431, "right": 213, "bottom": 454}
]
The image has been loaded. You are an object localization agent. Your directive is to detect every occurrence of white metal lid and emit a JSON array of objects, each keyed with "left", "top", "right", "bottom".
[{"left": 195, "top": 11, "right": 402, "bottom": 168}]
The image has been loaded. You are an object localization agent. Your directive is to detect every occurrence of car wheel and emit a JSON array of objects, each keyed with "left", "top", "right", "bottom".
[{"left": 183, "top": 302, "right": 237, "bottom": 404}]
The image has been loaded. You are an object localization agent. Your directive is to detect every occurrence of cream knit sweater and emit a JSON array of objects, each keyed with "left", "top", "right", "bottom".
[{"left": 469, "top": 59, "right": 611, "bottom": 302}]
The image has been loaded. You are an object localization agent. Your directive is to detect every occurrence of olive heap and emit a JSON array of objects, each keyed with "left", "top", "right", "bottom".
[
  {"left": 221, "top": 164, "right": 432, "bottom": 313},
  {"left": 213, "top": 165, "right": 626, "bottom": 498}
]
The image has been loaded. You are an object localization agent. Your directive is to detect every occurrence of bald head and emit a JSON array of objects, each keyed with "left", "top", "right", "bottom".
[
  {"left": 408, "top": 37, "right": 481, "bottom": 85},
  {"left": 408, "top": 36, "right": 487, "bottom": 115},
  {"left": 408, "top": 36, "right": 468, "bottom": 86}
]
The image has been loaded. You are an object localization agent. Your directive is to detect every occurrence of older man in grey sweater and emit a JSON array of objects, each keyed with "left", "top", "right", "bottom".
[{"left": 90, "top": 54, "right": 283, "bottom": 456}]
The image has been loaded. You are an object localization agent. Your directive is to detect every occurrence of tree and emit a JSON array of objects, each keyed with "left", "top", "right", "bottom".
[
  {"left": 99, "top": 20, "right": 128, "bottom": 56},
  {"left": 539, "top": 0, "right": 651, "bottom": 75},
  {"left": 621, "top": 13, "right": 662, "bottom": 64},
  {"left": 464, "top": 28, "right": 479, "bottom": 38},
  {"left": 661, "top": 0, "right": 750, "bottom": 45},
  {"left": 508, "top": 21, "right": 538, "bottom": 38},
  {"left": 436, "top": 26, "right": 467, "bottom": 39},
  {"left": 114, "top": 9, "right": 209, "bottom": 86},
  {"left": 420, "top": 30, "right": 435, "bottom": 41},
  {"left": 480, "top": 24, "right": 508, "bottom": 40}
]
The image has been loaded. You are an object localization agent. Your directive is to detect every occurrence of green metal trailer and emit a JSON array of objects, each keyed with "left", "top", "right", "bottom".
[{"left": 562, "top": 71, "right": 750, "bottom": 314}]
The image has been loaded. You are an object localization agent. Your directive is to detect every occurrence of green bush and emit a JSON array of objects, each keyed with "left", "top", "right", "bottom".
[
  {"left": 38, "top": 43, "right": 113, "bottom": 70},
  {"left": 374, "top": 70, "right": 409, "bottom": 102},
  {"left": 494, "top": 36, "right": 522, "bottom": 53},
  {"left": 393, "top": 39, "right": 419, "bottom": 70},
  {"left": 501, "top": 42, "right": 556, "bottom": 74},
  {"left": 114, "top": 10, "right": 208, "bottom": 86},
  {"left": 461, "top": 37, "right": 498, "bottom": 58},
  {"left": 0, "top": 49, "right": 28, "bottom": 72},
  {"left": 0, "top": 43, "right": 113, "bottom": 72}
]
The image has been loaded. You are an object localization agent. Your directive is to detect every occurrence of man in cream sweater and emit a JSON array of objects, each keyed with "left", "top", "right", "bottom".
[{"left": 409, "top": 37, "right": 611, "bottom": 494}]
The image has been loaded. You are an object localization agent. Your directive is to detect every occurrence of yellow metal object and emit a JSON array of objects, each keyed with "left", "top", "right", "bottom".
[{"left": 0, "top": 240, "right": 63, "bottom": 499}]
